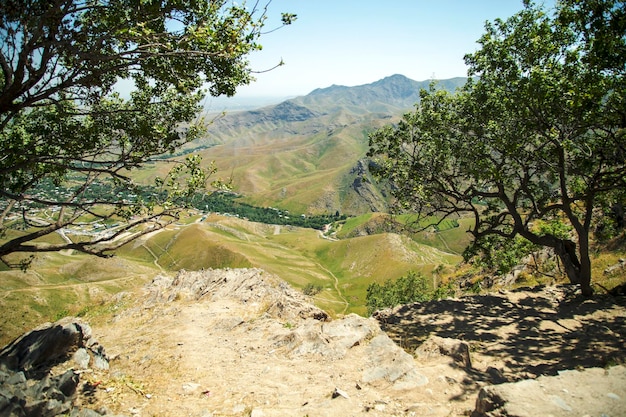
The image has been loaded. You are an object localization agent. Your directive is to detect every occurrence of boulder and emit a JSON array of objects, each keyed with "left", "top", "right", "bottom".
[
  {"left": 415, "top": 335, "right": 472, "bottom": 368},
  {"left": 0, "top": 318, "right": 113, "bottom": 417},
  {"left": 472, "top": 365, "right": 626, "bottom": 417}
]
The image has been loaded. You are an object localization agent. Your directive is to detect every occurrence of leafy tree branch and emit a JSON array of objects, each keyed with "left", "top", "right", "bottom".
[{"left": 0, "top": 0, "right": 296, "bottom": 266}]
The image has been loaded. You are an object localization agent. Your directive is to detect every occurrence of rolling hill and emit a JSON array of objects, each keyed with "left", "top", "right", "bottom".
[
  {"left": 187, "top": 75, "right": 467, "bottom": 215},
  {"left": 115, "top": 214, "right": 465, "bottom": 316}
]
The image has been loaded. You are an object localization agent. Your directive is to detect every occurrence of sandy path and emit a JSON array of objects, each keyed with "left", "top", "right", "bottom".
[
  {"left": 78, "top": 276, "right": 626, "bottom": 417},
  {"left": 89, "top": 290, "right": 475, "bottom": 416}
]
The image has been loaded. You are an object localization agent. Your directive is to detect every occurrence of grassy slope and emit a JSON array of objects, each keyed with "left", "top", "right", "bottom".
[
  {"left": 199, "top": 122, "right": 371, "bottom": 213},
  {"left": 118, "top": 215, "right": 462, "bottom": 317},
  {"left": 2, "top": 213, "right": 625, "bottom": 345},
  {"left": 133, "top": 110, "right": 387, "bottom": 215},
  {"left": 0, "top": 253, "right": 156, "bottom": 345}
]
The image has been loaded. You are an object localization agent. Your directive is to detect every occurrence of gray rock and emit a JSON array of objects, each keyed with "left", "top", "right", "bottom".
[
  {"left": 362, "top": 334, "right": 428, "bottom": 390},
  {"left": 322, "top": 314, "right": 377, "bottom": 351},
  {"left": 92, "top": 352, "right": 109, "bottom": 371},
  {"left": 415, "top": 335, "right": 473, "bottom": 368},
  {"left": 0, "top": 318, "right": 109, "bottom": 374},
  {"left": 5, "top": 371, "right": 26, "bottom": 385},
  {"left": 472, "top": 366, "right": 626, "bottom": 417},
  {"left": 0, "top": 318, "right": 116, "bottom": 417},
  {"left": 73, "top": 348, "right": 91, "bottom": 369},
  {"left": 276, "top": 314, "right": 380, "bottom": 360},
  {"left": 70, "top": 409, "right": 105, "bottom": 417},
  {"left": 0, "top": 321, "right": 83, "bottom": 372},
  {"left": 148, "top": 269, "right": 329, "bottom": 322},
  {"left": 486, "top": 366, "right": 507, "bottom": 384}
]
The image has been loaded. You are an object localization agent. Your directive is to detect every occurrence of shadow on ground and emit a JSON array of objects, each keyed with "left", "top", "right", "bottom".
[{"left": 375, "top": 285, "right": 626, "bottom": 383}]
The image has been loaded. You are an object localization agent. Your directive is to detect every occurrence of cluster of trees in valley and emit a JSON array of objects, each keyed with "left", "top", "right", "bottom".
[
  {"left": 2, "top": 177, "right": 343, "bottom": 232},
  {"left": 191, "top": 192, "right": 346, "bottom": 229}
]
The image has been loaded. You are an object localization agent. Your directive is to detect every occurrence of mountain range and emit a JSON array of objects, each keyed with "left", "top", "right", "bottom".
[{"left": 188, "top": 74, "right": 467, "bottom": 215}]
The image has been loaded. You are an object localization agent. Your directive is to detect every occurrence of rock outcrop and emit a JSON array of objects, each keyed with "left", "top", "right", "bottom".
[
  {"left": 3, "top": 270, "right": 625, "bottom": 417},
  {"left": 0, "top": 318, "right": 118, "bottom": 417},
  {"left": 473, "top": 366, "right": 626, "bottom": 417},
  {"left": 272, "top": 314, "right": 429, "bottom": 390},
  {"left": 145, "top": 267, "right": 329, "bottom": 322},
  {"left": 91, "top": 268, "right": 444, "bottom": 416},
  {"left": 349, "top": 159, "right": 388, "bottom": 213}
]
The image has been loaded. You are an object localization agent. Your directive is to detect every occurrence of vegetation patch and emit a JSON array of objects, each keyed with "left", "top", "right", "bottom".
[
  {"left": 366, "top": 271, "right": 455, "bottom": 315},
  {"left": 192, "top": 192, "right": 345, "bottom": 229}
]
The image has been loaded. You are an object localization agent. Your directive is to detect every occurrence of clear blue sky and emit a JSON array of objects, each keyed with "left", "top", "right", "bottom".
[{"left": 233, "top": 0, "right": 553, "bottom": 98}]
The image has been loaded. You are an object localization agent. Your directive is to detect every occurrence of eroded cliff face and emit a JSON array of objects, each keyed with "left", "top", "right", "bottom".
[
  {"left": 347, "top": 159, "right": 389, "bottom": 214},
  {"left": 2, "top": 269, "right": 625, "bottom": 417}
]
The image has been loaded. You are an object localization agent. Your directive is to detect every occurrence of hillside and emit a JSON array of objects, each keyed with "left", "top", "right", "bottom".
[
  {"left": 117, "top": 214, "right": 463, "bottom": 317},
  {"left": 181, "top": 75, "right": 467, "bottom": 214},
  {"left": 0, "top": 211, "right": 467, "bottom": 344}
]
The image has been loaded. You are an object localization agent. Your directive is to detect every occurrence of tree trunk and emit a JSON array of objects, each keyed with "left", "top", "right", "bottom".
[
  {"left": 554, "top": 238, "right": 593, "bottom": 296},
  {"left": 577, "top": 233, "right": 593, "bottom": 296},
  {"left": 555, "top": 239, "right": 581, "bottom": 282}
]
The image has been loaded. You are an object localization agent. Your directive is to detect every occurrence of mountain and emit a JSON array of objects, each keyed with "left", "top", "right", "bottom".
[
  {"left": 187, "top": 75, "right": 467, "bottom": 215},
  {"left": 295, "top": 74, "right": 465, "bottom": 114}
]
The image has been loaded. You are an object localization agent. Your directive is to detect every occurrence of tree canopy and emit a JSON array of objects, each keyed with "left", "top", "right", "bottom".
[
  {"left": 0, "top": 0, "right": 294, "bottom": 266},
  {"left": 368, "top": 0, "right": 625, "bottom": 295}
]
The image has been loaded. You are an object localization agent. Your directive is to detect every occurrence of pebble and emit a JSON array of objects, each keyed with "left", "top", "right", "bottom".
[
  {"left": 182, "top": 382, "right": 201, "bottom": 394},
  {"left": 332, "top": 387, "right": 350, "bottom": 399}
]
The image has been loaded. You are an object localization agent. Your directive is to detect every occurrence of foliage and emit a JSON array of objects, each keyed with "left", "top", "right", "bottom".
[
  {"left": 368, "top": 0, "right": 626, "bottom": 295},
  {"left": 594, "top": 189, "right": 626, "bottom": 241},
  {"left": 430, "top": 279, "right": 456, "bottom": 300},
  {"left": 0, "top": 0, "right": 294, "bottom": 265},
  {"left": 366, "top": 271, "right": 457, "bottom": 315},
  {"left": 192, "top": 192, "right": 346, "bottom": 229},
  {"left": 302, "top": 283, "right": 323, "bottom": 296},
  {"left": 465, "top": 235, "right": 538, "bottom": 275},
  {"left": 365, "top": 272, "right": 430, "bottom": 315}
]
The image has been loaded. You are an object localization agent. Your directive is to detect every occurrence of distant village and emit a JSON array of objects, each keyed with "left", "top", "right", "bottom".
[{"left": 1, "top": 180, "right": 346, "bottom": 243}]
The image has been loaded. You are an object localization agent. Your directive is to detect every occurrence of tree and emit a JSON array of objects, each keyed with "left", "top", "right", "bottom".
[
  {"left": 0, "top": 0, "right": 294, "bottom": 266},
  {"left": 366, "top": 272, "right": 430, "bottom": 315},
  {"left": 368, "top": 0, "right": 625, "bottom": 296}
]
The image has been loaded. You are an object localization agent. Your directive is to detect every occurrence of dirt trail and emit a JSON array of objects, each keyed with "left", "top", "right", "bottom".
[
  {"left": 316, "top": 261, "right": 349, "bottom": 315},
  {"left": 74, "top": 272, "right": 626, "bottom": 417},
  {"left": 84, "top": 270, "right": 474, "bottom": 416},
  {"left": 141, "top": 243, "right": 165, "bottom": 272}
]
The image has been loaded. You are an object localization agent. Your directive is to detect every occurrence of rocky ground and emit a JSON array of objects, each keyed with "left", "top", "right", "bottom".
[{"left": 1, "top": 268, "right": 625, "bottom": 417}]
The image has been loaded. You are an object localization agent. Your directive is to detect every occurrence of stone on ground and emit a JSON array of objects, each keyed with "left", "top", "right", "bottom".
[{"left": 473, "top": 365, "right": 626, "bottom": 417}]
